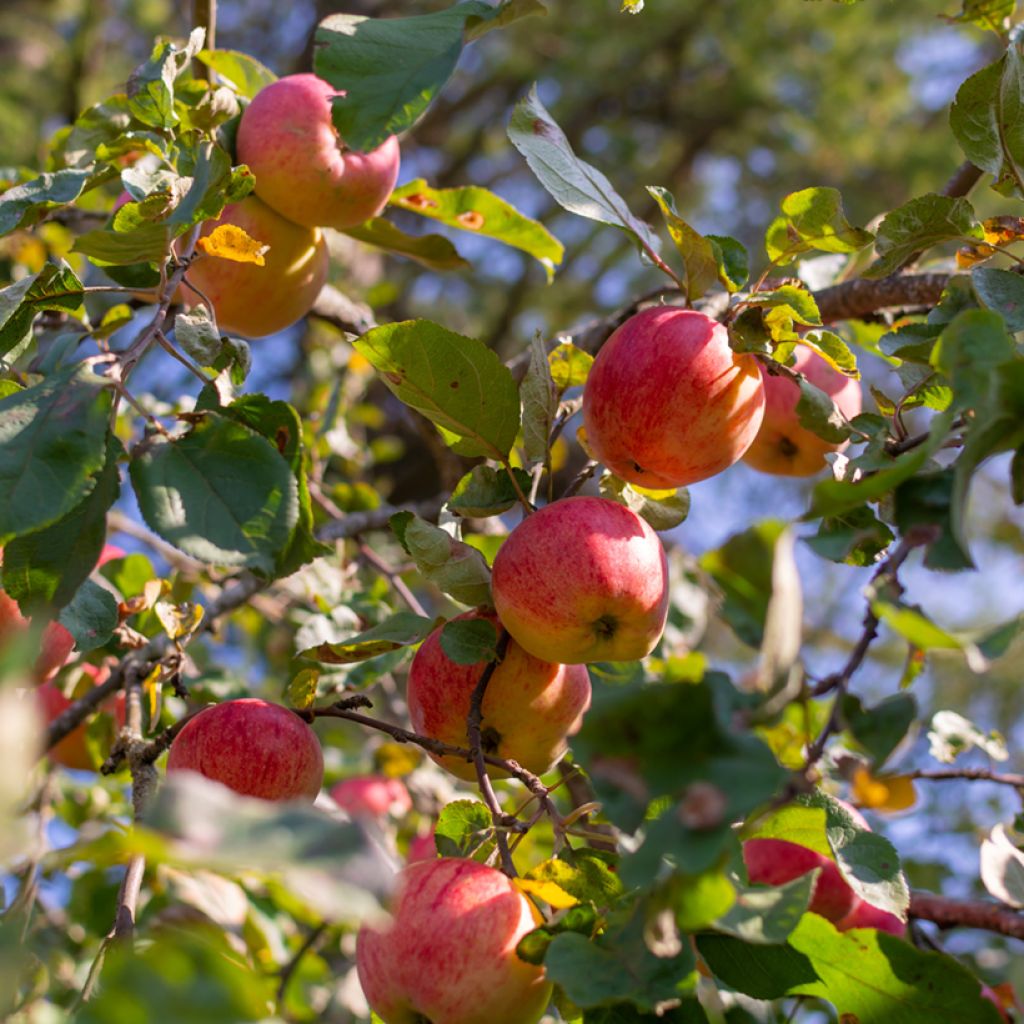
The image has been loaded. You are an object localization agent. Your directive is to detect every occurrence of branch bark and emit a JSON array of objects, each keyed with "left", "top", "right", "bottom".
[{"left": 910, "top": 891, "right": 1024, "bottom": 940}]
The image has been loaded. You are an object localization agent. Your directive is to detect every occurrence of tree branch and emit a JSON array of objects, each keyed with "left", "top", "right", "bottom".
[
  {"left": 315, "top": 498, "right": 444, "bottom": 543},
  {"left": 906, "top": 767, "right": 1024, "bottom": 789},
  {"left": 910, "top": 891, "right": 1024, "bottom": 940},
  {"left": 813, "top": 273, "right": 950, "bottom": 324},
  {"left": 309, "top": 284, "right": 377, "bottom": 336}
]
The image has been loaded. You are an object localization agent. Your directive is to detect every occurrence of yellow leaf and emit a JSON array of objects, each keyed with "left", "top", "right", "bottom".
[
  {"left": 287, "top": 669, "right": 319, "bottom": 711},
  {"left": 198, "top": 224, "right": 270, "bottom": 266},
  {"left": 142, "top": 663, "right": 162, "bottom": 723},
  {"left": 155, "top": 600, "right": 205, "bottom": 640},
  {"left": 374, "top": 742, "right": 421, "bottom": 777},
  {"left": 513, "top": 877, "right": 579, "bottom": 910},
  {"left": 851, "top": 767, "right": 916, "bottom": 812}
]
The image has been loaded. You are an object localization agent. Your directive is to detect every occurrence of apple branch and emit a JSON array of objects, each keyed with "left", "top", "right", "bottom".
[
  {"left": 906, "top": 767, "right": 1024, "bottom": 789},
  {"left": 910, "top": 891, "right": 1024, "bottom": 941}
]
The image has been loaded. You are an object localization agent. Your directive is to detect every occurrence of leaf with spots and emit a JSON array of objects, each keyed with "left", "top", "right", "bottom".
[
  {"left": 391, "top": 179, "right": 563, "bottom": 279},
  {"left": 355, "top": 319, "right": 521, "bottom": 460}
]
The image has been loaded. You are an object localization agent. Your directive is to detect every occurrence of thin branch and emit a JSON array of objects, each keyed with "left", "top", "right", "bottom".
[
  {"left": 315, "top": 498, "right": 445, "bottom": 543},
  {"left": 906, "top": 767, "right": 1024, "bottom": 789},
  {"left": 562, "top": 459, "right": 600, "bottom": 499},
  {"left": 308, "top": 283, "right": 377, "bottom": 336},
  {"left": 910, "top": 891, "right": 1024, "bottom": 940},
  {"left": 942, "top": 161, "right": 984, "bottom": 199},
  {"left": 277, "top": 922, "right": 328, "bottom": 1010},
  {"left": 358, "top": 542, "right": 428, "bottom": 618}
]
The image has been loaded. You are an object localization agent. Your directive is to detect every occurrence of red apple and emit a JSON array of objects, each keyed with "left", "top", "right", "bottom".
[
  {"left": 406, "top": 827, "right": 436, "bottom": 864},
  {"left": 836, "top": 896, "right": 906, "bottom": 936},
  {"left": 491, "top": 496, "right": 669, "bottom": 664},
  {"left": 167, "top": 698, "right": 324, "bottom": 801},
  {"left": 742, "top": 837, "right": 857, "bottom": 923},
  {"left": 180, "top": 195, "right": 329, "bottom": 339},
  {"left": 97, "top": 544, "right": 126, "bottom": 567},
  {"left": 406, "top": 610, "right": 591, "bottom": 781},
  {"left": 236, "top": 73, "right": 401, "bottom": 231},
  {"left": 582, "top": 307, "right": 765, "bottom": 488},
  {"left": 331, "top": 776, "right": 413, "bottom": 818},
  {"left": 742, "top": 345, "right": 863, "bottom": 477},
  {"left": 357, "top": 858, "right": 551, "bottom": 1024},
  {"left": 38, "top": 663, "right": 126, "bottom": 771}
]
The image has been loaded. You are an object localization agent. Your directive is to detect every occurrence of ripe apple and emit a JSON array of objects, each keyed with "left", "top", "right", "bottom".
[
  {"left": 491, "top": 496, "right": 669, "bottom": 664},
  {"left": 406, "top": 610, "right": 591, "bottom": 781},
  {"left": 357, "top": 858, "right": 552, "bottom": 1024},
  {"left": 835, "top": 896, "right": 906, "bottom": 936},
  {"left": 0, "top": 583, "right": 74, "bottom": 683},
  {"left": 742, "top": 345, "right": 863, "bottom": 477},
  {"left": 180, "top": 195, "right": 329, "bottom": 339},
  {"left": 38, "top": 663, "right": 126, "bottom": 771},
  {"left": 406, "top": 827, "right": 436, "bottom": 864},
  {"left": 236, "top": 73, "right": 401, "bottom": 231},
  {"left": 582, "top": 307, "right": 765, "bottom": 488},
  {"left": 167, "top": 698, "right": 324, "bottom": 801},
  {"left": 331, "top": 776, "right": 413, "bottom": 818}
]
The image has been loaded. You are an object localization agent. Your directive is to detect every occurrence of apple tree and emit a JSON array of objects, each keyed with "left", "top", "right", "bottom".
[{"left": 2, "top": 0, "right": 1024, "bottom": 1021}]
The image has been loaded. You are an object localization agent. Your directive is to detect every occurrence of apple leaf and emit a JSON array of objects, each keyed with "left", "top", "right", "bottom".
[
  {"left": 696, "top": 935, "right": 817, "bottom": 1000},
  {"left": 126, "top": 28, "right": 205, "bottom": 129},
  {"left": 355, "top": 320, "right": 520, "bottom": 460},
  {"left": 795, "top": 377, "right": 853, "bottom": 445},
  {"left": 195, "top": 48, "right": 277, "bottom": 99},
  {"left": 0, "top": 263, "right": 84, "bottom": 357},
  {"left": 840, "top": 692, "right": 917, "bottom": 767},
  {"left": 864, "top": 194, "right": 983, "bottom": 279},
  {"left": 646, "top": 186, "right": 718, "bottom": 300},
  {"left": 713, "top": 875, "right": 815, "bottom": 945},
  {"left": 707, "top": 234, "right": 749, "bottom": 292},
  {"left": 508, "top": 86, "right": 662, "bottom": 258},
  {"left": 972, "top": 267, "right": 1024, "bottom": 332},
  {"left": 806, "top": 505, "right": 895, "bottom": 567},
  {"left": 72, "top": 222, "right": 174, "bottom": 266},
  {"left": 130, "top": 412, "right": 299, "bottom": 574},
  {"left": 299, "top": 612, "right": 436, "bottom": 666},
  {"left": 439, "top": 617, "right": 498, "bottom": 665},
  {"left": 980, "top": 824, "right": 1024, "bottom": 908},
  {"left": 927, "top": 709, "right": 1008, "bottom": 764},
  {"left": 598, "top": 474, "right": 690, "bottom": 532},
  {"left": 343, "top": 217, "right": 468, "bottom": 271},
  {"left": 57, "top": 579, "right": 119, "bottom": 652},
  {"left": 0, "top": 168, "right": 93, "bottom": 237},
  {"left": 434, "top": 799, "right": 493, "bottom": 858},
  {"left": 448, "top": 465, "right": 533, "bottom": 518},
  {"left": 946, "top": 0, "right": 1014, "bottom": 28},
  {"left": 0, "top": 364, "right": 112, "bottom": 545},
  {"left": 390, "top": 179, "right": 563, "bottom": 278},
  {"left": 315, "top": 2, "right": 544, "bottom": 153},
  {"left": 549, "top": 341, "right": 594, "bottom": 389},
  {"left": 764, "top": 186, "right": 873, "bottom": 265},
  {"left": 521, "top": 334, "right": 558, "bottom": 465}
]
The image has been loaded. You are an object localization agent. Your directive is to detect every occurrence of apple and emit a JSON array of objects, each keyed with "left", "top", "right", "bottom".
[
  {"left": 836, "top": 896, "right": 906, "bottom": 936},
  {"left": 582, "top": 307, "right": 765, "bottom": 488},
  {"left": 491, "top": 496, "right": 669, "bottom": 664},
  {"left": 236, "top": 73, "right": 401, "bottom": 231},
  {"left": 406, "top": 610, "right": 591, "bottom": 781},
  {"left": 357, "top": 858, "right": 552, "bottom": 1024},
  {"left": 742, "top": 345, "right": 863, "bottom": 477},
  {"left": 180, "top": 194, "right": 329, "bottom": 339},
  {"left": 38, "top": 663, "right": 126, "bottom": 772},
  {"left": 0, "top": 582, "right": 74, "bottom": 683},
  {"left": 167, "top": 698, "right": 324, "bottom": 801},
  {"left": 406, "top": 827, "right": 436, "bottom": 864},
  {"left": 331, "top": 776, "right": 413, "bottom": 818}
]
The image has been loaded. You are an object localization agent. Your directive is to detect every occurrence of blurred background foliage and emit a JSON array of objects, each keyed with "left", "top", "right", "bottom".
[{"left": 3, "top": 0, "right": 1024, "bottom": 1016}]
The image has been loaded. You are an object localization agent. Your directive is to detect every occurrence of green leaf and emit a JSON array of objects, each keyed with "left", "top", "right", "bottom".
[
  {"left": 464, "top": 0, "right": 547, "bottom": 40},
  {"left": 787, "top": 914, "right": 1005, "bottom": 1023},
  {"left": 287, "top": 668, "right": 319, "bottom": 710},
  {"left": 599, "top": 474, "right": 690, "bottom": 532},
  {"left": 390, "top": 179, "right": 563, "bottom": 277},
  {"left": 864, "top": 194, "right": 982, "bottom": 279},
  {"left": 0, "top": 364, "right": 111, "bottom": 544},
  {"left": 764, "top": 186, "right": 873, "bottom": 265},
  {"left": 972, "top": 267, "right": 1024, "bottom": 332},
  {"left": 0, "top": 169, "right": 92, "bottom": 236},
  {"left": 871, "top": 600, "right": 963, "bottom": 651},
  {"left": 300, "top": 612, "right": 436, "bottom": 665},
  {"left": 805, "top": 505, "right": 894, "bottom": 567},
  {"left": 893, "top": 469, "right": 973, "bottom": 571},
  {"left": 946, "top": 0, "right": 1014, "bottom": 29},
  {"left": 314, "top": 2, "right": 544, "bottom": 152},
  {"left": 57, "top": 579, "right": 118, "bottom": 652},
  {"left": 72, "top": 222, "right": 173, "bottom": 266},
  {"left": 697, "top": 935, "right": 817, "bottom": 1000},
  {"left": 712, "top": 873, "right": 815, "bottom": 944},
  {"left": 751, "top": 285, "right": 822, "bottom": 326},
  {"left": 841, "top": 692, "right": 917, "bottom": 767},
  {"left": 355, "top": 320, "right": 521, "bottom": 459},
  {"left": 439, "top": 616, "right": 499, "bottom": 664},
  {"left": 434, "top": 799, "right": 493, "bottom": 858},
  {"left": 195, "top": 48, "right": 277, "bottom": 99},
  {"left": 647, "top": 186, "right": 718, "bottom": 300},
  {"left": 795, "top": 377, "right": 853, "bottom": 445},
  {"left": 706, "top": 234, "right": 749, "bottom": 292},
  {"left": 508, "top": 86, "right": 662, "bottom": 257},
  {"left": 931, "top": 308, "right": 1016, "bottom": 410},
  {"left": 549, "top": 341, "right": 594, "bottom": 389},
  {"left": 521, "top": 334, "right": 558, "bottom": 465},
  {"left": 529, "top": 850, "right": 624, "bottom": 906},
  {"left": 390, "top": 512, "right": 493, "bottom": 607},
  {"left": 950, "top": 51, "right": 1024, "bottom": 197},
  {"left": 343, "top": 217, "right": 469, "bottom": 271},
  {"left": 0, "top": 263, "right": 84, "bottom": 358},
  {"left": 126, "top": 28, "right": 205, "bottom": 129},
  {"left": 448, "top": 465, "right": 533, "bottom": 518},
  {"left": 130, "top": 412, "right": 299, "bottom": 574},
  {"left": 175, "top": 308, "right": 222, "bottom": 366},
  {"left": 2, "top": 438, "right": 121, "bottom": 609},
  {"left": 699, "top": 521, "right": 788, "bottom": 648}
]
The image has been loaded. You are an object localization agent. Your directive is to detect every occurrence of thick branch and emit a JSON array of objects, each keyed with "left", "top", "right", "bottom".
[
  {"left": 910, "top": 891, "right": 1024, "bottom": 941},
  {"left": 814, "top": 273, "right": 950, "bottom": 324}
]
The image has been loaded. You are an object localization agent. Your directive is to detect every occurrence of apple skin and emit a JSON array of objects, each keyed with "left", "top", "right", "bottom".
[
  {"left": 742, "top": 345, "right": 863, "bottom": 477},
  {"left": 180, "top": 195, "right": 329, "bottom": 339},
  {"left": 236, "top": 73, "right": 401, "bottom": 231},
  {"left": 406, "top": 610, "right": 592, "bottom": 781},
  {"left": 0, "top": 585, "right": 74, "bottom": 683},
  {"left": 743, "top": 837, "right": 858, "bottom": 923},
  {"left": 330, "top": 776, "right": 413, "bottom": 818},
  {"left": 406, "top": 827, "right": 436, "bottom": 864},
  {"left": 357, "top": 858, "right": 552, "bottom": 1024},
  {"left": 38, "top": 663, "right": 126, "bottom": 771},
  {"left": 167, "top": 698, "right": 324, "bottom": 801},
  {"left": 491, "top": 496, "right": 669, "bottom": 664},
  {"left": 836, "top": 897, "right": 906, "bottom": 936},
  {"left": 582, "top": 307, "right": 765, "bottom": 488}
]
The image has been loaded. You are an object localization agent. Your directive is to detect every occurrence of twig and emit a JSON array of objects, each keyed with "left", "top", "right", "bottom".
[
  {"left": 277, "top": 922, "right": 328, "bottom": 1010},
  {"left": 358, "top": 542, "right": 428, "bottom": 618},
  {"left": 910, "top": 891, "right": 1024, "bottom": 940},
  {"left": 466, "top": 630, "right": 517, "bottom": 875},
  {"left": 906, "top": 767, "right": 1024, "bottom": 788},
  {"left": 886, "top": 415, "right": 967, "bottom": 456},
  {"left": 315, "top": 498, "right": 445, "bottom": 543},
  {"left": 562, "top": 459, "right": 599, "bottom": 499},
  {"left": 942, "top": 160, "right": 984, "bottom": 199}
]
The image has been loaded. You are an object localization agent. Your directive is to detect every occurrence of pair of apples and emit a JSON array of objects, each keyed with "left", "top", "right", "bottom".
[{"left": 173, "top": 73, "right": 401, "bottom": 338}]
